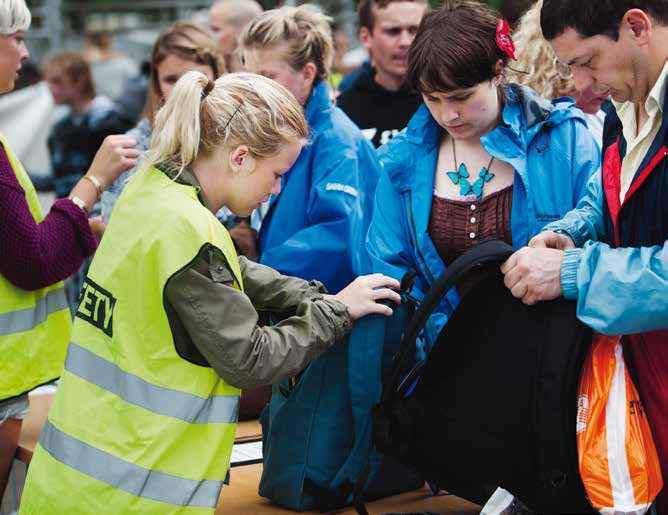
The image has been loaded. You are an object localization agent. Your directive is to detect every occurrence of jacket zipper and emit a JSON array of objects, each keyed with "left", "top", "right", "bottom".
[{"left": 406, "top": 192, "right": 435, "bottom": 285}]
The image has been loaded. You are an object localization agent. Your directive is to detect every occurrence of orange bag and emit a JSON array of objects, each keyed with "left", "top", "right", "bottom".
[{"left": 577, "top": 333, "right": 663, "bottom": 514}]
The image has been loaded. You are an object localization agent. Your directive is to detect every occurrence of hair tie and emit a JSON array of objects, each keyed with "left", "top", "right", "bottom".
[
  {"left": 495, "top": 19, "right": 517, "bottom": 61},
  {"left": 203, "top": 79, "right": 215, "bottom": 98}
]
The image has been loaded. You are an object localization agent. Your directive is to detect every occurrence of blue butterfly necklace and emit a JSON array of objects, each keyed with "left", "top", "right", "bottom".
[{"left": 446, "top": 139, "right": 495, "bottom": 201}]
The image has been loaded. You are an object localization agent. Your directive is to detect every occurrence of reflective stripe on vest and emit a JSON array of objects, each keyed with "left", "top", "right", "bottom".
[
  {"left": 0, "top": 133, "right": 70, "bottom": 401},
  {"left": 0, "top": 288, "right": 68, "bottom": 337},
  {"left": 40, "top": 420, "right": 222, "bottom": 508},
  {"left": 65, "top": 342, "right": 239, "bottom": 424},
  {"left": 19, "top": 168, "right": 241, "bottom": 513}
]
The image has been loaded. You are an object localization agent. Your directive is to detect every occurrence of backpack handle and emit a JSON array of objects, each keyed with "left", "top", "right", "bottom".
[{"left": 385, "top": 240, "right": 516, "bottom": 401}]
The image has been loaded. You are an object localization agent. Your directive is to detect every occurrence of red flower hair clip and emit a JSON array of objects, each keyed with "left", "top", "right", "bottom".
[{"left": 495, "top": 19, "right": 517, "bottom": 61}]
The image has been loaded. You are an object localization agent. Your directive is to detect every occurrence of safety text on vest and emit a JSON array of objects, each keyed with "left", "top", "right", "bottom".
[{"left": 76, "top": 278, "right": 116, "bottom": 337}]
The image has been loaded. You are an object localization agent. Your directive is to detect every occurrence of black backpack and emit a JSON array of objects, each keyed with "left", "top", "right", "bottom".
[{"left": 366, "top": 240, "right": 595, "bottom": 514}]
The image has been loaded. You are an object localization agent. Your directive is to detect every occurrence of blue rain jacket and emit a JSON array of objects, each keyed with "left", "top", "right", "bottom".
[
  {"left": 259, "top": 81, "right": 381, "bottom": 293},
  {"left": 544, "top": 101, "right": 668, "bottom": 336},
  {"left": 367, "top": 84, "right": 600, "bottom": 354}
]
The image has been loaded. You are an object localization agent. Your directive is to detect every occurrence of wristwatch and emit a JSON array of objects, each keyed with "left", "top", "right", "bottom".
[{"left": 68, "top": 195, "right": 88, "bottom": 215}]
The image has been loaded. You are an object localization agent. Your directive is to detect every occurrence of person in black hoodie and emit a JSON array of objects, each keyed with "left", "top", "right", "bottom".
[{"left": 336, "top": 0, "right": 426, "bottom": 147}]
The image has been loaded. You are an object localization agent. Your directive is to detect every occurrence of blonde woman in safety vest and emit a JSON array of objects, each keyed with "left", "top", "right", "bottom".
[
  {"left": 20, "top": 70, "right": 400, "bottom": 514},
  {"left": 0, "top": 0, "right": 137, "bottom": 498}
]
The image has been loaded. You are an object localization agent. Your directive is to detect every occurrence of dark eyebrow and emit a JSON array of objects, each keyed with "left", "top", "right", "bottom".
[
  {"left": 566, "top": 53, "right": 589, "bottom": 67},
  {"left": 380, "top": 23, "right": 419, "bottom": 30},
  {"left": 444, "top": 91, "right": 473, "bottom": 99}
]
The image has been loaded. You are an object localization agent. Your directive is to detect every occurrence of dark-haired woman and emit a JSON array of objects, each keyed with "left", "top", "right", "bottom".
[{"left": 366, "top": 0, "right": 601, "bottom": 354}]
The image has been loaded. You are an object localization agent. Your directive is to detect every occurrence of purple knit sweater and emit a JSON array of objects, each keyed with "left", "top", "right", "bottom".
[{"left": 0, "top": 145, "right": 97, "bottom": 291}]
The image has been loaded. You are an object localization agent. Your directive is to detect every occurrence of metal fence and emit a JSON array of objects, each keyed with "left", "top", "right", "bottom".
[
  {"left": 25, "top": 0, "right": 215, "bottom": 63},
  {"left": 24, "top": 0, "right": 357, "bottom": 65}
]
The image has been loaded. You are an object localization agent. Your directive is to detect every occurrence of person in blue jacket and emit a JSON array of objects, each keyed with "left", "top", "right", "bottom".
[
  {"left": 240, "top": 5, "right": 381, "bottom": 293},
  {"left": 365, "top": 0, "right": 600, "bottom": 354}
]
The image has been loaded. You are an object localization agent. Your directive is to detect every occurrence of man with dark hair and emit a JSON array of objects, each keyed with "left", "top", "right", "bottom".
[
  {"left": 502, "top": 2, "right": 668, "bottom": 509},
  {"left": 336, "top": 0, "right": 426, "bottom": 147}
]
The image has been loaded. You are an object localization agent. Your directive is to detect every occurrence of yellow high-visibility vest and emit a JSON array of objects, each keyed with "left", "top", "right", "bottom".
[
  {"left": 0, "top": 133, "right": 70, "bottom": 402},
  {"left": 21, "top": 166, "right": 243, "bottom": 515}
]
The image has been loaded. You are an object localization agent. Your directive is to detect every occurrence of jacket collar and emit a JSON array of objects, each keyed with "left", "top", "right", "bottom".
[
  {"left": 305, "top": 81, "right": 333, "bottom": 128},
  {"left": 390, "top": 83, "right": 585, "bottom": 191},
  {"left": 157, "top": 161, "right": 214, "bottom": 213}
]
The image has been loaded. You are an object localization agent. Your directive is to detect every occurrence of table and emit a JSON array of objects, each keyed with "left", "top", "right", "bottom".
[{"left": 16, "top": 393, "right": 482, "bottom": 515}]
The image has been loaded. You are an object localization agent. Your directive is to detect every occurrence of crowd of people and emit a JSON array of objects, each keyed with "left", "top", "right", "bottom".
[{"left": 1, "top": 0, "right": 666, "bottom": 513}]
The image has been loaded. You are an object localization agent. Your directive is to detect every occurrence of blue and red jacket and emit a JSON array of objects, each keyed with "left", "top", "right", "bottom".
[{"left": 546, "top": 97, "right": 668, "bottom": 509}]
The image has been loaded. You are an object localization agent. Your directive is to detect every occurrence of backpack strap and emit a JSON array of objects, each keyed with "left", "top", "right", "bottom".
[
  {"left": 383, "top": 240, "right": 515, "bottom": 404},
  {"left": 348, "top": 241, "right": 516, "bottom": 514},
  {"left": 366, "top": 240, "right": 516, "bottom": 506}
]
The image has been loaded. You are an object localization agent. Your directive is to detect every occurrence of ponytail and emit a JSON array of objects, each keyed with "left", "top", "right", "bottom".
[
  {"left": 149, "top": 71, "right": 210, "bottom": 173},
  {"left": 240, "top": 5, "right": 334, "bottom": 82},
  {"left": 143, "top": 71, "right": 308, "bottom": 174}
]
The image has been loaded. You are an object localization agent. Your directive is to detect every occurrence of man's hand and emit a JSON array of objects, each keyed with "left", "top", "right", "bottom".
[
  {"left": 501, "top": 247, "right": 565, "bottom": 305},
  {"left": 529, "top": 231, "right": 575, "bottom": 250}
]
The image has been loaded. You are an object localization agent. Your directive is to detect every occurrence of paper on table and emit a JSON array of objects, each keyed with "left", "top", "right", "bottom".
[{"left": 230, "top": 439, "right": 263, "bottom": 467}]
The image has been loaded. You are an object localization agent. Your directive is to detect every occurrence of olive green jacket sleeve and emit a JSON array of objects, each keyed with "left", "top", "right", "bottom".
[
  {"left": 164, "top": 245, "right": 352, "bottom": 389},
  {"left": 236, "top": 255, "right": 329, "bottom": 311}
]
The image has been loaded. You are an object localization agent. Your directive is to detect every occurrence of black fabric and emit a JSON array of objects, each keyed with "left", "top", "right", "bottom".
[
  {"left": 336, "top": 68, "right": 421, "bottom": 148},
  {"left": 48, "top": 104, "right": 133, "bottom": 198},
  {"left": 372, "top": 241, "right": 594, "bottom": 514},
  {"left": 303, "top": 478, "right": 354, "bottom": 511}
]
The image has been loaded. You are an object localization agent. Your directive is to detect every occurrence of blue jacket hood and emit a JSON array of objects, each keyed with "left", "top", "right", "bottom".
[{"left": 259, "top": 81, "right": 381, "bottom": 293}]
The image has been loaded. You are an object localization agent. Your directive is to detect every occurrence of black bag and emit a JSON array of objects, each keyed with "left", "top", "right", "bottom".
[{"left": 369, "top": 240, "right": 595, "bottom": 514}]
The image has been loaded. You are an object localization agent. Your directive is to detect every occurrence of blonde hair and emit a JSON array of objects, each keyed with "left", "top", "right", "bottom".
[
  {"left": 0, "top": 0, "right": 31, "bottom": 35},
  {"left": 145, "top": 21, "right": 226, "bottom": 125},
  {"left": 144, "top": 71, "right": 308, "bottom": 174},
  {"left": 240, "top": 5, "right": 334, "bottom": 83},
  {"left": 505, "top": 0, "right": 575, "bottom": 100}
]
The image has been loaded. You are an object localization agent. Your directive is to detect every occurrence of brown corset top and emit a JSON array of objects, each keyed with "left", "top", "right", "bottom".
[{"left": 429, "top": 186, "right": 513, "bottom": 266}]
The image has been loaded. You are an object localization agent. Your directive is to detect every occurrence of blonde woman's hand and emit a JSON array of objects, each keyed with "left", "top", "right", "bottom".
[
  {"left": 332, "top": 274, "right": 401, "bottom": 320},
  {"left": 87, "top": 135, "right": 138, "bottom": 190}
]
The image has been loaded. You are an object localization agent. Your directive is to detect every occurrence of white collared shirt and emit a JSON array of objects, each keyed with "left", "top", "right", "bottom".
[{"left": 612, "top": 61, "right": 668, "bottom": 202}]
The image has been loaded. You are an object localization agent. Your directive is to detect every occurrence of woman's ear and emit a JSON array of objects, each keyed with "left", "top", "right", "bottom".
[
  {"left": 301, "top": 62, "right": 318, "bottom": 89},
  {"left": 229, "top": 145, "right": 256, "bottom": 174}
]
